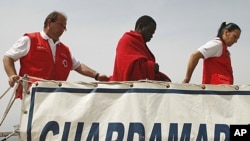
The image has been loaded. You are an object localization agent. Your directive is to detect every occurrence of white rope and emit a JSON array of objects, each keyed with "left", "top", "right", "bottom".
[
  {"left": 75, "top": 81, "right": 98, "bottom": 87},
  {"left": 93, "top": 81, "right": 134, "bottom": 87},
  {"left": 0, "top": 83, "right": 17, "bottom": 126},
  {"left": 27, "top": 75, "right": 62, "bottom": 86},
  {"left": 1, "top": 132, "right": 16, "bottom": 141},
  {"left": 0, "top": 129, "right": 19, "bottom": 141},
  {"left": 138, "top": 79, "right": 171, "bottom": 88},
  {"left": 0, "top": 74, "right": 67, "bottom": 118},
  {"left": 0, "top": 87, "right": 11, "bottom": 99},
  {"left": 0, "top": 75, "right": 64, "bottom": 129},
  {"left": 0, "top": 76, "right": 24, "bottom": 100}
]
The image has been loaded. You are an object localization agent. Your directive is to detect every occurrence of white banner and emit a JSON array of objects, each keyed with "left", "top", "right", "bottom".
[{"left": 19, "top": 81, "right": 250, "bottom": 141}]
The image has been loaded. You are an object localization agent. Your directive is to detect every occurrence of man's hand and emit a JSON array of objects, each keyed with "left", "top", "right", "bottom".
[
  {"left": 8, "top": 75, "right": 20, "bottom": 87},
  {"left": 96, "top": 74, "right": 110, "bottom": 81}
]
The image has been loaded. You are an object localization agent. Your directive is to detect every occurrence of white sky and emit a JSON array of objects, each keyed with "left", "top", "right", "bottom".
[{"left": 1, "top": 0, "right": 250, "bottom": 131}]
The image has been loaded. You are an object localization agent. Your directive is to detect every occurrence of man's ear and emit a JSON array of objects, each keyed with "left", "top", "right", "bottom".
[{"left": 47, "top": 19, "right": 53, "bottom": 27}]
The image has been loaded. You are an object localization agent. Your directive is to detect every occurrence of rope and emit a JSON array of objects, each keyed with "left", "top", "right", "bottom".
[
  {"left": 0, "top": 84, "right": 18, "bottom": 126},
  {"left": 0, "top": 87, "right": 11, "bottom": 99},
  {"left": 0, "top": 75, "right": 64, "bottom": 125},
  {"left": 28, "top": 76, "right": 62, "bottom": 86},
  {"left": 192, "top": 84, "right": 206, "bottom": 89},
  {"left": 75, "top": 81, "right": 98, "bottom": 87},
  {"left": 138, "top": 79, "right": 171, "bottom": 88},
  {"left": 93, "top": 81, "right": 134, "bottom": 87},
  {"left": 0, "top": 129, "right": 19, "bottom": 141}
]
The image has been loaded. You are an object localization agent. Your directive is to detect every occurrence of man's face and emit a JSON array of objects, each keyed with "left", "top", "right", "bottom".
[
  {"left": 49, "top": 15, "right": 67, "bottom": 40},
  {"left": 141, "top": 23, "right": 156, "bottom": 42}
]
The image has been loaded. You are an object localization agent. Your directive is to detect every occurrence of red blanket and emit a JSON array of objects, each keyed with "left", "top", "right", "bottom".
[{"left": 110, "top": 30, "right": 171, "bottom": 81}]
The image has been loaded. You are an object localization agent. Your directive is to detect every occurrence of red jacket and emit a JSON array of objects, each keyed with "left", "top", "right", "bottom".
[
  {"left": 202, "top": 39, "right": 233, "bottom": 84},
  {"left": 16, "top": 32, "right": 72, "bottom": 98}
]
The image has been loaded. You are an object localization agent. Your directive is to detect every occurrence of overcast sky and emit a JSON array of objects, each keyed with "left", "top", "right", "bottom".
[{"left": 1, "top": 0, "right": 250, "bottom": 131}]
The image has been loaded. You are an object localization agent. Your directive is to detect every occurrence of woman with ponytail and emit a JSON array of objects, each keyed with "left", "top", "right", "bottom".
[{"left": 183, "top": 22, "right": 241, "bottom": 85}]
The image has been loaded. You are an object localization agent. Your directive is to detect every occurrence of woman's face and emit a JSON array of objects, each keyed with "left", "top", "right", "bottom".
[{"left": 223, "top": 29, "right": 241, "bottom": 47}]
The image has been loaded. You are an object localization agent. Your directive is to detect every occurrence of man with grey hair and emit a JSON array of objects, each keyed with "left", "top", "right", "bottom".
[{"left": 3, "top": 11, "right": 109, "bottom": 98}]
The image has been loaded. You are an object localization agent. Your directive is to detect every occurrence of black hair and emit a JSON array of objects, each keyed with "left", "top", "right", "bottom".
[
  {"left": 43, "top": 11, "right": 67, "bottom": 28},
  {"left": 216, "top": 22, "right": 241, "bottom": 38},
  {"left": 135, "top": 15, "right": 156, "bottom": 30}
]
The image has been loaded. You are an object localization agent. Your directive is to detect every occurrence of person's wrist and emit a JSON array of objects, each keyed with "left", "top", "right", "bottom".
[{"left": 95, "top": 73, "right": 100, "bottom": 81}]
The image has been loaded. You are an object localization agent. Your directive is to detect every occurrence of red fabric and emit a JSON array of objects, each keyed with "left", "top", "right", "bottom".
[
  {"left": 110, "top": 30, "right": 171, "bottom": 81},
  {"left": 16, "top": 32, "right": 72, "bottom": 99},
  {"left": 20, "top": 32, "right": 72, "bottom": 80},
  {"left": 202, "top": 39, "right": 233, "bottom": 84}
]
